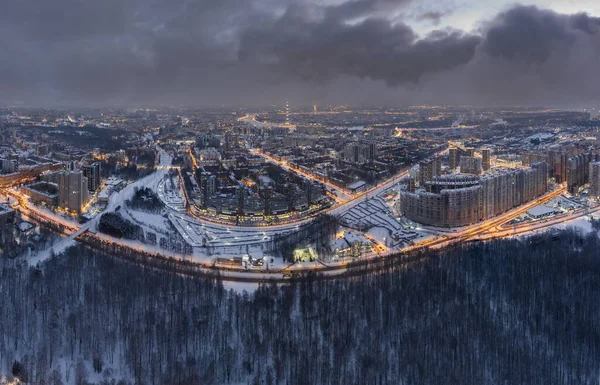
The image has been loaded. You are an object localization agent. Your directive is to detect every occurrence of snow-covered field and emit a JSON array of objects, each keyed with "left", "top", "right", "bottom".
[
  {"left": 340, "top": 197, "right": 401, "bottom": 231},
  {"left": 157, "top": 174, "right": 186, "bottom": 212},
  {"left": 127, "top": 210, "right": 170, "bottom": 233},
  {"left": 29, "top": 237, "right": 76, "bottom": 265},
  {"left": 157, "top": 147, "right": 173, "bottom": 167},
  {"left": 550, "top": 214, "right": 599, "bottom": 234},
  {"left": 545, "top": 195, "right": 583, "bottom": 210},
  {"left": 339, "top": 196, "right": 431, "bottom": 249},
  {"left": 169, "top": 213, "right": 301, "bottom": 248},
  {"left": 89, "top": 168, "right": 168, "bottom": 231}
]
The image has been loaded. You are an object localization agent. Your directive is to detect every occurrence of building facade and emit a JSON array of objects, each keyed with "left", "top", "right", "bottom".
[
  {"left": 0, "top": 204, "right": 15, "bottom": 226},
  {"left": 448, "top": 148, "right": 459, "bottom": 170},
  {"left": 21, "top": 182, "right": 59, "bottom": 207},
  {"left": 567, "top": 153, "right": 600, "bottom": 193},
  {"left": 419, "top": 156, "right": 441, "bottom": 186},
  {"left": 400, "top": 163, "right": 549, "bottom": 227},
  {"left": 482, "top": 148, "right": 491, "bottom": 171},
  {"left": 460, "top": 156, "right": 483, "bottom": 175},
  {"left": 58, "top": 171, "right": 89, "bottom": 213},
  {"left": 82, "top": 163, "right": 101, "bottom": 192},
  {"left": 590, "top": 162, "right": 600, "bottom": 198}
]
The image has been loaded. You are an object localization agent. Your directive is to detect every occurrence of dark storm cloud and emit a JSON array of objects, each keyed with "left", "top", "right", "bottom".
[
  {"left": 0, "top": 0, "right": 599, "bottom": 107},
  {"left": 416, "top": 11, "right": 446, "bottom": 25},
  {"left": 459, "top": 5, "right": 600, "bottom": 106},
  {"left": 324, "top": 0, "right": 411, "bottom": 21},
  {"left": 482, "top": 5, "right": 600, "bottom": 63},
  {"left": 238, "top": 3, "right": 480, "bottom": 85}
]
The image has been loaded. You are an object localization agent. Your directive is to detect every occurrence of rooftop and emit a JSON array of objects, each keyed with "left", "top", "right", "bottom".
[
  {"left": 348, "top": 180, "right": 367, "bottom": 190},
  {"left": 527, "top": 205, "right": 559, "bottom": 217},
  {"left": 0, "top": 203, "right": 14, "bottom": 214}
]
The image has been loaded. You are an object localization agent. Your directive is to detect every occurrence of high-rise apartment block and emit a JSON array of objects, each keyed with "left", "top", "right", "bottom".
[
  {"left": 567, "top": 153, "right": 600, "bottom": 193},
  {"left": 419, "top": 156, "right": 441, "bottom": 186},
  {"left": 547, "top": 150, "right": 569, "bottom": 183},
  {"left": 400, "top": 162, "right": 548, "bottom": 227},
  {"left": 460, "top": 156, "right": 483, "bottom": 175},
  {"left": 58, "top": 171, "right": 89, "bottom": 213},
  {"left": 448, "top": 148, "right": 459, "bottom": 170},
  {"left": 589, "top": 162, "right": 600, "bottom": 198},
  {"left": 199, "top": 172, "right": 217, "bottom": 208},
  {"left": 481, "top": 148, "right": 491, "bottom": 171},
  {"left": 82, "top": 162, "right": 101, "bottom": 192},
  {"left": 343, "top": 143, "right": 377, "bottom": 163}
]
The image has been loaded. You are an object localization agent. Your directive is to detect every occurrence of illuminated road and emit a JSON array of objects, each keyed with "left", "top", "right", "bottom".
[
  {"left": 3, "top": 138, "right": 580, "bottom": 282},
  {"left": 251, "top": 148, "right": 352, "bottom": 203},
  {"left": 238, "top": 114, "right": 279, "bottom": 129},
  {"left": 10, "top": 176, "right": 579, "bottom": 282},
  {"left": 400, "top": 186, "right": 567, "bottom": 251},
  {"left": 183, "top": 145, "right": 412, "bottom": 228},
  {"left": 250, "top": 144, "right": 444, "bottom": 216}
]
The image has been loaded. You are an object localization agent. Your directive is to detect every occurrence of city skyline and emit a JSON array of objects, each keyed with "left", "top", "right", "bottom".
[
  {"left": 1, "top": 0, "right": 599, "bottom": 107},
  {"left": 2, "top": 102, "right": 600, "bottom": 385},
  {"left": 2, "top": 2, "right": 600, "bottom": 384}
]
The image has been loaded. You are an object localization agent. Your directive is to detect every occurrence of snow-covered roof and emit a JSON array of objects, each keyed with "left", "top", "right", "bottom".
[
  {"left": 18, "top": 221, "right": 35, "bottom": 232},
  {"left": 527, "top": 205, "right": 559, "bottom": 217},
  {"left": 105, "top": 177, "right": 123, "bottom": 186},
  {"left": 348, "top": 180, "right": 366, "bottom": 190},
  {"left": 344, "top": 231, "right": 369, "bottom": 245},
  {"left": 331, "top": 238, "right": 349, "bottom": 251},
  {"left": 98, "top": 187, "right": 112, "bottom": 199},
  {"left": 0, "top": 204, "right": 14, "bottom": 214},
  {"left": 258, "top": 175, "right": 273, "bottom": 185}
]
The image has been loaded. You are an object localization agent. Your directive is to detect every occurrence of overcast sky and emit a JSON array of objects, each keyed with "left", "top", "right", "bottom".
[{"left": 1, "top": 0, "right": 599, "bottom": 108}]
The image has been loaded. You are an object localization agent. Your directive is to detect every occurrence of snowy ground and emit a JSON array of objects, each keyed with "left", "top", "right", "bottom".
[
  {"left": 169, "top": 213, "right": 307, "bottom": 269},
  {"left": 127, "top": 210, "right": 170, "bottom": 233},
  {"left": 546, "top": 195, "right": 583, "bottom": 210},
  {"left": 170, "top": 213, "right": 300, "bottom": 248},
  {"left": 157, "top": 147, "right": 173, "bottom": 167},
  {"left": 340, "top": 197, "right": 400, "bottom": 231},
  {"left": 157, "top": 174, "right": 186, "bottom": 212},
  {"left": 119, "top": 207, "right": 173, "bottom": 250},
  {"left": 339, "top": 196, "right": 433, "bottom": 249},
  {"left": 549, "top": 213, "right": 599, "bottom": 234},
  {"left": 29, "top": 237, "right": 76, "bottom": 265},
  {"left": 89, "top": 168, "right": 168, "bottom": 231},
  {"left": 221, "top": 280, "right": 260, "bottom": 293}
]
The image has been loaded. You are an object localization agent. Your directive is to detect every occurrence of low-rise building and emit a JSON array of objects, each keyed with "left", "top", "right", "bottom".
[
  {"left": 21, "top": 181, "right": 59, "bottom": 207},
  {"left": 331, "top": 231, "right": 372, "bottom": 258},
  {"left": 0, "top": 204, "right": 15, "bottom": 226}
]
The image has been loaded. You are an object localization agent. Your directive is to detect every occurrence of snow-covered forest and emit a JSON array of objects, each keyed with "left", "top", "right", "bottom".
[{"left": 1, "top": 227, "right": 599, "bottom": 385}]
